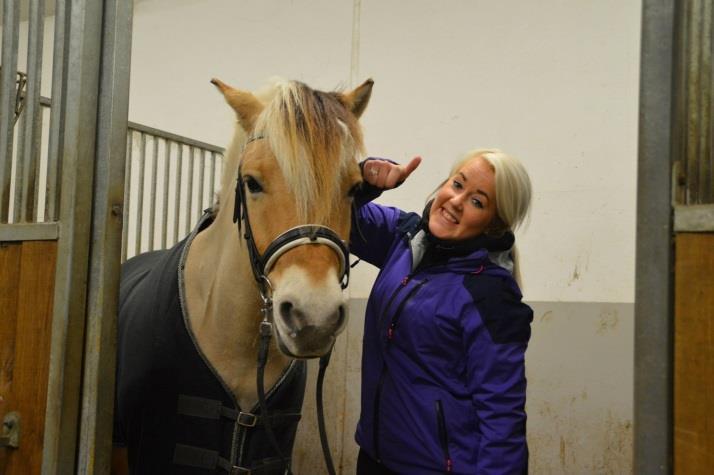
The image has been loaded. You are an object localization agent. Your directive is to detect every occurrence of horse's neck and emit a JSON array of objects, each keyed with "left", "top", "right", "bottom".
[{"left": 184, "top": 209, "right": 290, "bottom": 409}]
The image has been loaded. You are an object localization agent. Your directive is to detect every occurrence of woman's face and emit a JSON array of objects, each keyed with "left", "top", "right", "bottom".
[{"left": 428, "top": 156, "right": 497, "bottom": 241}]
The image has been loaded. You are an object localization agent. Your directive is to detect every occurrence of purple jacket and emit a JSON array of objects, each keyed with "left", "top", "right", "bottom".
[{"left": 351, "top": 200, "right": 532, "bottom": 475}]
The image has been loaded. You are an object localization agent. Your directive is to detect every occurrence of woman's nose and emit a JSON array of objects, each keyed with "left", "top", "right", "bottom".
[{"left": 449, "top": 193, "right": 465, "bottom": 209}]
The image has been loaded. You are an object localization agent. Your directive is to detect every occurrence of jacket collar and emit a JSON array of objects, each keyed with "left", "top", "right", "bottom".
[{"left": 410, "top": 201, "right": 515, "bottom": 275}]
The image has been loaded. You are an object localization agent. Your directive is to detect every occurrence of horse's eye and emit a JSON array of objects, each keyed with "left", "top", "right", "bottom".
[
  {"left": 244, "top": 176, "right": 263, "bottom": 194},
  {"left": 347, "top": 182, "right": 362, "bottom": 198}
]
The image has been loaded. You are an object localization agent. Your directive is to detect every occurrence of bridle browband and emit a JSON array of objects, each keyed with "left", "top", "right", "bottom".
[{"left": 233, "top": 134, "right": 345, "bottom": 475}]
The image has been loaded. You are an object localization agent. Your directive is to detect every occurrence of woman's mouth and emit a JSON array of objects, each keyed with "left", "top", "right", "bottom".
[{"left": 440, "top": 207, "right": 458, "bottom": 224}]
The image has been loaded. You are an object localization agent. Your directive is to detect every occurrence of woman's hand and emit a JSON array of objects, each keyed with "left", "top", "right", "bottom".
[{"left": 362, "top": 156, "right": 422, "bottom": 189}]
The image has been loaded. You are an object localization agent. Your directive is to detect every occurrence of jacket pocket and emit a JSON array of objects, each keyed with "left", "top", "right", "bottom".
[{"left": 435, "top": 400, "right": 453, "bottom": 473}]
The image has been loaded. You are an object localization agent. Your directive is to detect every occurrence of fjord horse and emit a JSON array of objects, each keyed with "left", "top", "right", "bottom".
[{"left": 113, "top": 78, "right": 373, "bottom": 474}]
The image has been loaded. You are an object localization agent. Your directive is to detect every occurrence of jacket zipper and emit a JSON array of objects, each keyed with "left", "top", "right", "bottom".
[
  {"left": 377, "top": 274, "right": 412, "bottom": 330},
  {"left": 386, "top": 278, "right": 428, "bottom": 344},
  {"left": 373, "top": 276, "right": 427, "bottom": 462},
  {"left": 435, "top": 400, "right": 453, "bottom": 473}
]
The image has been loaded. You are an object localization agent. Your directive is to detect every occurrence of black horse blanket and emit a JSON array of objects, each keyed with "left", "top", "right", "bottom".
[{"left": 114, "top": 214, "right": 307, "bottom": 474}]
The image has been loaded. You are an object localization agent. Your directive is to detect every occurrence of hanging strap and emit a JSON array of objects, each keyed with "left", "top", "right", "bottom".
[{"left": 316, "top": 348, "right": 336, "bottom": 475}]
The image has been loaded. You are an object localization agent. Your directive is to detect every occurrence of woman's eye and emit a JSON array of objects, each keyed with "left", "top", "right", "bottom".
[
  {"left": 452, "top": 180, "right": 463, "bottom": 190},
  {"left": 347, "top": 182, "right": 362, "bottom": 198},
  {"left": 244, "top": 176, "right": 263, "bottom": 194},
  {"left": 471, "top": 198, "right": 484, "bottom": 209}
]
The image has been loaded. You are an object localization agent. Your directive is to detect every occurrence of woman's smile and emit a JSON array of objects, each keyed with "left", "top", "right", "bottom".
[{"left": 438, "top": 206, "right": 459, "bottom": 224}]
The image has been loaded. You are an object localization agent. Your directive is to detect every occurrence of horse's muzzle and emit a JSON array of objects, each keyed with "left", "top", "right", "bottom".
[{"left": 274, "top": 302, "right": 346, "bottom": 357}]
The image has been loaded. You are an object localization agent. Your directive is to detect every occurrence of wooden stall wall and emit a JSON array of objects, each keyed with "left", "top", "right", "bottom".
[
  {"left": 674, "top": 233, "right": 714, "bottom": 474},
  {"left": 0, "top": 241, "right": 57, "bottom": 474}
]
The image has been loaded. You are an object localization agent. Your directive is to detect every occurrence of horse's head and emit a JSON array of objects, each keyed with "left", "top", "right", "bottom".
[{"left": 212, "top": 78, "right": 372, "bottom": 358}]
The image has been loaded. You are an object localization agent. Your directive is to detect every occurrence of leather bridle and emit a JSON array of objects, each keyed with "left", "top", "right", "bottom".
[{"left": 234, "top": 135, "right": 347, "bottom": 475}]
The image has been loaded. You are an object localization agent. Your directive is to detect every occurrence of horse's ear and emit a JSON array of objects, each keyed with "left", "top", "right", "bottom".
[
  {"left": 211, "top": 78, "right": 263, "bottom": 132},
  {"left": 341, "top": 79, "right": 374, "bottom": 119}
]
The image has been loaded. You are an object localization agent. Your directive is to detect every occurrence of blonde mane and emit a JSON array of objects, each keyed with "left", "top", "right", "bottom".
[{"left": 219, "top": 79, "right": 365, "bottom": 222}]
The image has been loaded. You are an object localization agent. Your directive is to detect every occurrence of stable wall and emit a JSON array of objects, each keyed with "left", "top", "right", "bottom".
[
  {"left": 3, "top": 1, "right": 642, "bottom": 473},
  {"left": 130, "top": 1, "right": 641, "bottom": 473}
]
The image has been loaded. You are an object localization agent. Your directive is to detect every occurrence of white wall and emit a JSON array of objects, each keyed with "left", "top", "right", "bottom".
[{"left": 129, "top": 0, "right": 641, "bottom": 305}]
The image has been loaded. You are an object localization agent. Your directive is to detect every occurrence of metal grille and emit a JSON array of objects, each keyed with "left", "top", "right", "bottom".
[
  {"left": 122, "top": 123, "right": 224, "bottom": 260},
  {"left": 674, "top": 0, "right": 714, "bottom": 205},
  {"left": 1, "top": 95, "right": 224, "bottom": 255}
]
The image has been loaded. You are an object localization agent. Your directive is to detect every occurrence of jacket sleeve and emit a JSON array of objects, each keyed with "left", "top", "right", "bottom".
[
  {"left": 349, "top": 201, "right": 403, "bottom": 268},
  {"left": 461, "top": 275, "right": 533, "bottom": 474},
  {"left": 349, "top": 157, "right": 411, "bottom": 268}
]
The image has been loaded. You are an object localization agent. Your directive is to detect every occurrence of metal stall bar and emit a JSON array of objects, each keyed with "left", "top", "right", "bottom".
[
  {"left": 678, "top": 0, "right": 714, "bottom": 206},
  {"left": 696, "top": 0, "right": 712, "bottom": 203},
  {"left": 185, "top": 146, "right": 194, "bottom": 236},
  {"left": 635, "top": 0, "right": 676, "bottom": 472},
  {"left": 41, "top": 0, "right": 115, "bottom": 471},
  {"left": 77, "top": 0, "right": 133, "bottom": 470},
  {"left": 196, "top": 149, "right": 205, "bottom": 220},
  {"left": 174, "top": 143, "right": 182, "bottom": 243},
  {"left": 127, "top": 121, "right": 224, "bottom": 154},
  {"left": 209, "top": 151, "right": 217, "bottom": 214},
  {"left": 121, "top": 130, "right": 133, "bottom": 261},
  {"left": 148, "top": 136, "right": 158, "bottom": 250},
  {"left": 14, "top": 100, "right": 27, "bottom": 218},
  {"left": 135, "top": 132, "right": 146, "bottom": 256},
  {"left": 45, "top": 0, "right": 69, "bottom": 222},
  {"left": 19, "top": 0, "right": 47, "bottom": 222},
  {"left": 684, "top": 0, "right": 702, "bottom": 204},
  {"left": 0, "top": 0, "right": 20, "bottom": 222},
  {"left": 162, "top": 140, "right": 171, "bottom": 248}
]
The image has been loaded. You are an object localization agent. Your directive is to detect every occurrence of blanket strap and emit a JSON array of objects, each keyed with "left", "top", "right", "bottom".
[
  {"left": 177, "top": 394, "right": 301, "bottom": 427},
  {"left": 173, "top": 443, "right": 288, "bottom": 474}
]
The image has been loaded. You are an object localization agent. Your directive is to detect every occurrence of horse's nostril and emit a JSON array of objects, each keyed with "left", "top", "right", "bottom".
[
  {"left": 279, "top": 301, "right": 307, "bottom": 335},
  {"left": 279, "top": 301, "right": 293, "bottom": 320},
  {"left": 336, "top": 305, "right": 346, "bottom": 329}
]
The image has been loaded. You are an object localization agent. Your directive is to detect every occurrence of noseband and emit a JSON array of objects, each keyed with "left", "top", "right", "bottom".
[{"left": 233, "top": 135, "right": 346, "bottom": 475}]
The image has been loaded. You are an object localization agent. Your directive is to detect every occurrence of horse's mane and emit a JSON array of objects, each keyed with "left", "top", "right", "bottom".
[{"left": 219, "top": 79, "right": 365, "bottom": 222}]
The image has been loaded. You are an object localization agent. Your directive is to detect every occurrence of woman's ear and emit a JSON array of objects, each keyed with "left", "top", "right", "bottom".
[{"left": 211, "top": 78, "right": 264, "bottom": 132}]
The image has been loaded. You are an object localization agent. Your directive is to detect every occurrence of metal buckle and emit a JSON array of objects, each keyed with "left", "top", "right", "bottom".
[{"left": 237, "top": 412, "right": 258, "bottom": 428}]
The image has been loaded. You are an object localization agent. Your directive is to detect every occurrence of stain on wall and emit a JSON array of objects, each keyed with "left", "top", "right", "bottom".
[{"left": 527, "top": 302, "right": 633, "bottom": 474}]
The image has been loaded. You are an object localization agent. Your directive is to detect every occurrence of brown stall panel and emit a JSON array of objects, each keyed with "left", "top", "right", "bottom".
[
  {"left": 0, "top": 241, "right": 57, "bottom": 475},
  {"left": 675, "top": 233, "right": 714, "bottom": 474}
]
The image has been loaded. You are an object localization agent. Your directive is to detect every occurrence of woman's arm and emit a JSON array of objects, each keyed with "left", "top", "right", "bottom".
[{"left": 349, "top": 156, "right": 421, "bottom": 266}]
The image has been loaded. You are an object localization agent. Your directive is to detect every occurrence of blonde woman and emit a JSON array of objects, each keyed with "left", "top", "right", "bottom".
[{"left": 352, "top": 150, "right": 533, "bottom": 474}]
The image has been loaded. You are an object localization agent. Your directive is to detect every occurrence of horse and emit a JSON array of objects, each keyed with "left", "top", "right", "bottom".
[{"left": 112, "top": 77, "right": 373, "bottom": 474}]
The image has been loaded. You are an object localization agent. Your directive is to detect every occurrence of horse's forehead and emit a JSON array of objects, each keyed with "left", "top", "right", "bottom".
[
  {"left": 241, "top": 137, "right": 356, "bottom": 180},
  {"left": 241, "top": 141, "right": 276, "bottom": 169}
]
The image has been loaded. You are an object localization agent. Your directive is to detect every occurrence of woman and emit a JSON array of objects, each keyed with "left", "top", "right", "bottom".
[{"left": 351, "top": 149, "right": 533, "bottom": 474}]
